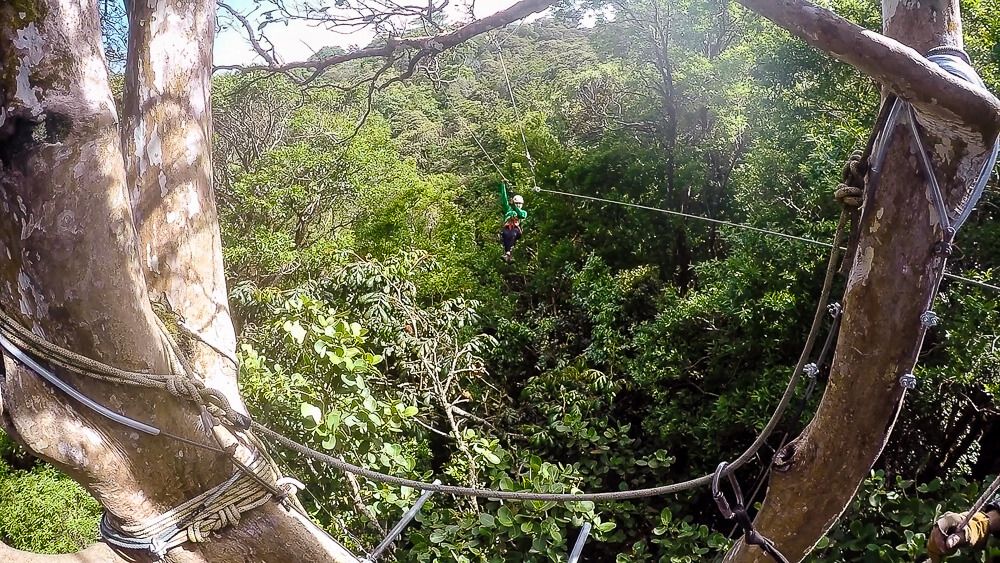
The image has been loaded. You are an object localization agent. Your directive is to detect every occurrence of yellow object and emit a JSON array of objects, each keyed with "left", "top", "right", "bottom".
[{"left": 927, "top": 511, "right": 991, "bottom": 561}]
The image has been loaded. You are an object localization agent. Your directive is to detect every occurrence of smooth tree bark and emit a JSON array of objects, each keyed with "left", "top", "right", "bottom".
[
  {"left": 723, "top": 0, "right": 1000, "bottom": 561},
  {"left": 1, "top": 0, "right": 360, "bottom": 561},
  {"left": 0, "top": 0, "right": 556, "bottom": 561}
]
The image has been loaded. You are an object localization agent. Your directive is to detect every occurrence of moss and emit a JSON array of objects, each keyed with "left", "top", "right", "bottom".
[
  {"left": 0, "top": 449, "right": 100, "bottom": 554},
  {"left": 151, "top": 299, "right": 198, "bottom": 362},
  {"left": 3, "top": 0, "right": 47, "bottom": 26}
]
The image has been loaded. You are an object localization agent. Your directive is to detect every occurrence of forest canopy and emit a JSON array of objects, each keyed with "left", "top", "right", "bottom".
[{"left": 2, "top": 0, "right": 1000, "bottom": 561}]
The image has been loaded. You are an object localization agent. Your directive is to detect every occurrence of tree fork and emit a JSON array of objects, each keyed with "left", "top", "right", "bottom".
[
  {"left": 724, "top": 0, "right": 999, "bottom": 561},
  {"left": 1, "top": 0, "right": 358, "bottom": 561}
]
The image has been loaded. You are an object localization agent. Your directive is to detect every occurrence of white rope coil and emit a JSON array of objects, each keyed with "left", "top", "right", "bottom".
[{"left": 100, "top": 452, "right": 288, "bottom": 559}]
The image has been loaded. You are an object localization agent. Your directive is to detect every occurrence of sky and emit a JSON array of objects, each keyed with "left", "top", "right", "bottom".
[{"left": 213, "top": 0, "right": 534, "bottom": 67}]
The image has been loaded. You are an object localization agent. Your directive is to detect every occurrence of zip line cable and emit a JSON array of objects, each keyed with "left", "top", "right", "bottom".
[
  {"left": 460, "top": 118, "right": 512, "bottom": 185},
  {"left": 535, "top": 186, "right": 1000, "bottom": 292},
  {"left": 536, "top": 187, "right": 837, "bottom": 248}
]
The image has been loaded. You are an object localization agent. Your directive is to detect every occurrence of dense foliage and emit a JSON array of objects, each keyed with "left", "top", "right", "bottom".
[{"left": 4, "top": 0, "right": 1000, "bottom": 561}]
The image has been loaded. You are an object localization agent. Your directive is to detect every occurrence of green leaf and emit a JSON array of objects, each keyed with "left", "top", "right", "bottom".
[
  {"left": 497, "top": 506, "right": 514, "bottom": 527},
  {"left": 300, "top": 403, "right": 322, "bottom": 426},
  {"left": 596, "top": 521, "right": 616, "bottom": 533},
  {"left": 479, "top": 513, "right": 496, "bottom": 528},
  {"left": 284, "top": 320, "right": 307, "bottom": 344}
]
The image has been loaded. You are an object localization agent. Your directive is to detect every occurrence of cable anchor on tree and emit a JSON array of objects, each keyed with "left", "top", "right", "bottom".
[{"left": 712, "top": 462, "right": 790, "bottom": 563}]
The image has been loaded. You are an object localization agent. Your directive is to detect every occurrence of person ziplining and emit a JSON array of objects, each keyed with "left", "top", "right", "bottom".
[{"left": 498, "top": 182, "right": 527, "bottom": 262}]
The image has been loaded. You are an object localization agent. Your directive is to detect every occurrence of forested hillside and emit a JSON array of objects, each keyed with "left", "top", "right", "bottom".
[{"left": 3, "top": 0, "right": 1000, "bottom": 561}]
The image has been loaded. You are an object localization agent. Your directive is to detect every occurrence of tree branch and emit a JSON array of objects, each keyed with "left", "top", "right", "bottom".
[
  {"left": 214, "top": 0, "right": 556, "bottom": 77},
  {"left": 735, "top": 0, "right": 1000, "bottom": 141},
  {"left": 219, "top": 1, "right": 281, "bottom": 66}
]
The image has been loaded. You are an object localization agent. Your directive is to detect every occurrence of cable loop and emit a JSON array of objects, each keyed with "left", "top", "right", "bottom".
[
  {"left": 835, "top": 184, "right": 864, "bottom": 208},
  {"left": 920, "top": 310, "right": 940, "bottom": 328},
  {"left": 827, "top": 302, "right": 842, "bottom": 318}
]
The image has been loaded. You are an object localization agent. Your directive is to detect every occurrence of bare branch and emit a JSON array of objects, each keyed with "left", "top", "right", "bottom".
[
  {"left": 219, "top": 1, "right": 281, "bottom": 66},
  {"left": 214, "top": 0, "right": 556, "bottom": 79},
  {"left": 735, "top": 0, "right": 1000, "bottom": 141}
]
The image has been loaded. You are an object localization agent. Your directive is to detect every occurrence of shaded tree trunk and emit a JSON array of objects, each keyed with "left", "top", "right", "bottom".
[{"left": 724, "top": 0, "right": 1000, "bottom": 560}]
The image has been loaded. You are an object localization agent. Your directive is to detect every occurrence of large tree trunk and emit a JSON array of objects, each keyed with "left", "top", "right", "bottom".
[
  {"left": 1, "top": 0, "right": 561, "bottom": 559},
  {"left": 0, "top": 1, "right": 358, "bottom": 561},
  {"left": 121, "top": 0, "right": 240, "bottom": 408},
  {"left": 724, "top": 0, "right": 1000, "bottom": 560}
]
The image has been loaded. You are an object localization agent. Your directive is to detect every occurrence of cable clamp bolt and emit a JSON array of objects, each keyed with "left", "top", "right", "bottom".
[
  {"left": 803, "top": 363, "right": 819, "bottom": 379},
  {"left": 920, "top": 310, "right": 940, "bottom": 328},
  {"left": 899, "top": 373, "right": 917, "bottom": 390},
  {"left": 827, "top": 302, "right": 842, "bottom": 318},
  {"left": 934, "top": 241, "right": 954, "bottom": 256}
]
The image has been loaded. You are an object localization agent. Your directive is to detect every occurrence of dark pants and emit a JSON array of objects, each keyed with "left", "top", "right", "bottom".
[{"left": 500, "top": 225, "right": 521, "bottom": 252}]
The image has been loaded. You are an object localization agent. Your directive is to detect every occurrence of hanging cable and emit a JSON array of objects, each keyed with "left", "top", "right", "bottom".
[
  {"left": 494, "top": 39, "right": 539, "bottom": 185},
  {"left": 459, "top": 118, "right": 511, "bottom": 185},
  {"left": 712, "top": 462, "right": 790, "bottom": 563}
]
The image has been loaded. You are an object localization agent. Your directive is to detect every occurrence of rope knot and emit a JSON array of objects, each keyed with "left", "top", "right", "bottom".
[
  {"left": 149, "top": 537, "right": 168, "bottom": 558},
  {"left": 834, "top": 184, "right": 863, "bottom": 208},
  {"left": 165, "top": 375, "right": 203, "bottom": 402},
  {"left": 217, "top": 504, "right": 242, "bottom": 529},
  {"left": 186, "top": 523, "right": 206, "bottom": 544},
  {"left": 842, "top": 150, "right": 866, "bottom": 182}
]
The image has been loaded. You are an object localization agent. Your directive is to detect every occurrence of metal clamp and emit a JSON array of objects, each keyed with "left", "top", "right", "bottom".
[
  {"left": 920, "top": 310, "right": 940, "bottom": 328},
  {"left": 899, "top": 373, "right": 917, "bottom": 390},
  {"left": 712, "top": 462, "right": 790, "bottom": 563}
]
